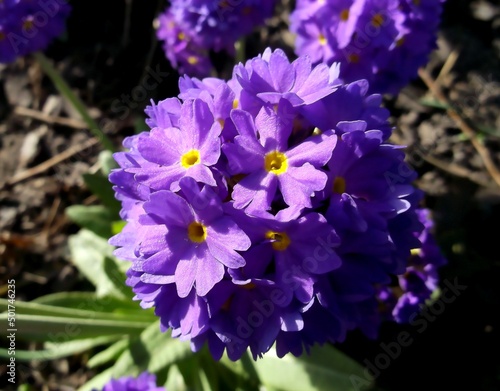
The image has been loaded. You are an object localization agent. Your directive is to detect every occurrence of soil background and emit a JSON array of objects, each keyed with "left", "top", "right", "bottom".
[{"left": 1, "top": 0, "right": 500, "bottom": 390}]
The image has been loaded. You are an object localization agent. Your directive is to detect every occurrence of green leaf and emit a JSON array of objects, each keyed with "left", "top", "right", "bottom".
[
  {"left": 134, "top": 115, "right": 147, "bottom": 134},
  {"left": 0, "top": 314, "right": 151, "bottom": 342},
  {"left": 199, "top": 356, "right": 219, "bottom": 391},
  {"left": 78, "top": 367, "right": 115, "bottom": 391},
  {"left": 0, "top": 336, "right": 120, "bottom": 361},
  {"left": 87, "top": 338, "right": 129, "bottom": 368},
  {"left": 251, "top": 345, "right": 373, "bottom": 391},
  {"left": 0, "top": 298, "right": 150, "bottom": 322},
  {"left": 31, "top": 292, "right": 155, "bottom": 322},
  {"left": 176, "top": 356, "right": 204, "bottom": 391},
  {"left": 164, "top": 364, "right": 189, "bottom": 391},
  {"left": 477, "top": 125, "right": 500, "bottom": 137},
  {"left": 174, "top": 352, "right": 220, "bottom": 391},
  {"left": 34, "top": 52, "right": 115, "bottom": 152},
  {"left": 82, "top": 172, "right": 121, "bottom": 217},
  {"left": 419, "top": 98, "right": 450, "bottom": 110},
  {"left": 112, "top": 220, "right": 127, "bottom": 235},
  {"left": 68, "top": 229, "right": 129, "bottom": 299},
  {"left": 111, "top": 321, "right": 192, "bottom": 378},
  {"left": 219, "top": 350, "right": 260, "bottom": 385},
  {"left": 212, "top": 361, "right": 258, "bottom": 391},
  {"left": 98, "top": 150, "right": 118, "bottom": 176},
  {"left": 220, "top": 345, "right": 373, "bottom": 391},
  {"left": 32, "top": 292, "right": 146, "bottom": 313},
  {"left": 66, "top": 205, "right": 113, "bottom": 238},
  {"left": 78, "top": 321, "right": 193, "bottom": 391}
]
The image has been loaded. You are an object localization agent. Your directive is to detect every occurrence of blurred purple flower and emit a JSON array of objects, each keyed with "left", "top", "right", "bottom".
[
  {"left": 156, "top": 0, "right": 277, "bottom": 77},
  {"left": 0, "top": 0, "right": 70, "bottom": 63},
  {"left": 96, "top": 371, "right": 165, "bottom": 391},
  {"left": 378, "top": 208, "right": 447, "bottom": 323},
  {"left": 155, "top": 9, "right": 213, "bottom": 78},
  {"left": 290, "top": 0, "right": 446, "bottom": 95}
]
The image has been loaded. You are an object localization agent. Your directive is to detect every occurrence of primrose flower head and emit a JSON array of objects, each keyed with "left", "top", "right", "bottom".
[
  {"left": 155, "top": 8, "right": 213, "bottom": 78},
  {"left": 290, "top": 0, "right": 446, "bottom": 95},
  {"left": 169, "top": 0, "right": 277, "bottom": 52},
  {"left": 109, "top": 47, "right": 437, "bottom": 360},
  {"left": 156, "top": 0, "right": 277, "bottom": 77},
  {"left": 0, "top": 0, "right": 71, "bottom": 63}
]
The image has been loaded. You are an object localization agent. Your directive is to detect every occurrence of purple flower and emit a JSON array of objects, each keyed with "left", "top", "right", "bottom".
[
  {"left": 156, "top": 0, "right": 277, "bottom": 76},
  {"left": 191, "top": 279, "right": 297, "bottom": 360},
  {"left": 155, "top": 9, "right": 213, "bottom": 78},
  {"left": 299, "top": 79, "right": 392, "bottom": 140},
  {"left": 144, "top": 98, "right": 182, "bottom": 130},
  {"left": 135, "top": 177, "right": 250, "bottom": 297},
  {"left": 96, "top": 371, "right": 165, "bottom": 391},
  {"left": 0, "top": 0, "right": 71, "bottom": 63},
  {"left": 133, "top": 98, "right": 222, "bottom": 191},
  {"left": 109, "top": 133, "right": 154, "bottom": 220},
  {"left": 228, "top": 207, "right": 342, "bottom": 303},
  {"left": 290, "top": 0, "right": 364, "bottom": 64},
  {"left": 323, "top": 129, "right": 417, "bottom": 232},
  {"left": 109, "top": 47, "right": 441, "bottom": 360},
  {"left": 233, "top": 47, "right": 342, "bottom": 114},
  {"left": 223, "top": 100, "right": 337, "bottom": 214},
  {"left": 290, "top": 0, "right": 446, "bottom": 95},
  {"left": 378, "top": 208, "right": 447, "bottom": 323},
  {"left": 275, "top": 299, "right": 346, "bottom": 357},
  {"left": 169, "top": 0, "right": 277, "bottom": 53}
]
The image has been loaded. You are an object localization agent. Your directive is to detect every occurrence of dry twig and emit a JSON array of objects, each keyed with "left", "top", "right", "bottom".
[
  {"left": 390, "top": 132, "right": 493, "bottom": 188},
  {"left": 418, "top": 67, "right": 500, "bottom": 188},
  {"left": 5, "top": 137, "right": 99, "bottom": 187},
  {"left": 13, "top": 106, "right": 88, "bottom": 129}
]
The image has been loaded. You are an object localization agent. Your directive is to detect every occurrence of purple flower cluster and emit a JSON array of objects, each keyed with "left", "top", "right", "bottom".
[
  {"left": 0, "top": 0, "right": 70, "bottom": 63},
  {"left": 155, "top": 0, "right": 277, "bottom": 77},
  {"left": 95, "top": 372, "right": 165, "bottom": 391},
  {"left": 290, "top": 0, "right": 445, "bottom": 95},
  {"left": 378, "top": 208, "right": 447, "bottom": 323},
  {"left": 110, "top": 48, "right": 440, "bottom": 360}
]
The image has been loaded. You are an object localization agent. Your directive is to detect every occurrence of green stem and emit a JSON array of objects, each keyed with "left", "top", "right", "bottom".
[
  {"left": 34, "top": 52, "right": 115, "bottom": 152},
  {"left": 234, "top": 38, "right": 246, "bottom": 65}
]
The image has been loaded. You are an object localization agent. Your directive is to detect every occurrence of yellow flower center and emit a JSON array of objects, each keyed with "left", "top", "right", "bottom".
[
  {"left": 371, "top": 13, "right": 385, "bottom": 28},
  {"left": 266, "top": 231, "right": 291, "bottom": 251},
  {"left": 178, "top": 32, "right": 186, "bottom": 40},
  {"left": 187, "top": 56, "right": 199, "bottom": 65},
  {"left": 232, "top": 99, "right": 239, "bottom": 109},
  {"left": 348, "top": 53, "right": 360, "bottom": 63},
  {"left": 181, "top": 149, "right": 201, "bottom": 168},
  {"left": 318, "top": 33, "right": 327, "bottom": 45},
  {"left": 413, "top": 0, "right": 421, "bottom": 5},
  {"left": 333, "top": 177, "right": 346, "bottom": 194},
  {"left": 410, "top": 248, "right": 422, "bottom": 256},
  {"left": 23, "top": 19, "right": 34, "bottom": 30},
  {"left": 396, "top": 37, "right": 405, "bottom": 47},
  {"left": 264, "top": 151, "right": 288, "bottom": 175},
  {"left": 340, "top": 9, "right": 349, "bottom": 21},
  {"left": 188, "top": 221, "right": 207, "bottom": 243}
]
